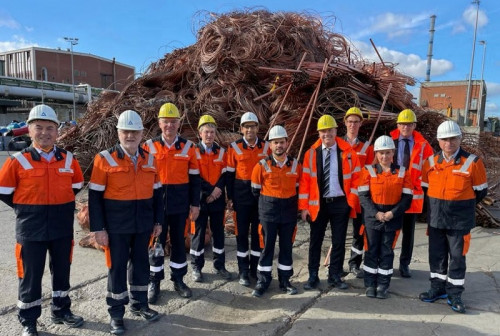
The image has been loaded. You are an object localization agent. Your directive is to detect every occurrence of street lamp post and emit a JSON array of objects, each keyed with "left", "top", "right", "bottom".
[
  {"left": 464, "top": 0, "right": 480, "bottom": 126},
  {"left": 64, "top": 37, "right": 79, "bottom": 121},
  {"left": 478, "top": 40, "right": 486, "bottom": 129}
]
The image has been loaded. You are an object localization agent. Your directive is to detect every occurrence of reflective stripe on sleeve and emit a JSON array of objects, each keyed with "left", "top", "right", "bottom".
[
  {"left": 189, "top": 169, "right": 200, "bottom": 175},
  {"left": 473, "top": 182, "right": 488, "bottom": 191},
  {"left": 358, "top": 185, "right": 369, "bottom": 192},
  {"left": 89, "top": 182, "right": 105, "bottom": 191},
  {"left": 226, "top": 166, "right": 236, "bottom": 172},
  {"left": 251, "top": 183, "right": 261, "bottom": 189},
  {"left": 402, "top": 188, "right": 413, "bottom": 195},
  {"left": 298, "top": 194, "right": 309, "bottom": 199},
  {"left": 0, "top": 186, "right": 15, "bottom": 194},
  {"left": 72, "top": 182, "right": 84, "bottom": 189}
]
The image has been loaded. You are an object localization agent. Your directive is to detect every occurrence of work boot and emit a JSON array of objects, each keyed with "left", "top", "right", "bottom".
[
  {"left": 109, "top": 318, "right": 125, "bottom": 335},
  {"left": 303, "top": 272, "right": 320, "bottom": 290},
  {"left": 252, "top": 282, "right": 267, "bottom": 298},
  {"left": 399, "top": 264, "right": 412, "bottom": 278},
  {"left": 21, "top": 321, "right": 38, "bottom": 336},
  {"left": 173, "top": 279, "right": 192, "bottom": 298},
  {"left": 51, "top": 312, "right": 84, "bottom": 328},
  {"left": 376, "top": 285, "right": 389, "bottom": 299},
  {"left": 147, "top": 281, "right": 160, "bottom": 304},
  {"left": 192, "top": 269, "right": 203, "bottom": 283},
  {"left": 350, "top": 265, "right": 364, "bottom": 279},
  {"left": 279, "top": 279, "right": 298, "bottom": 295},
  {"left": 448, "top": 296, "right": 466, "bottom": 314},
  {"left": 419, "top": 288, "right": 447, "bottom": 303},
  {"left": 130, "top": 306, "right": 160, "bottom": 321},
  {"left": 215, "top": 267, "right": 232, "bottom": 280},
  {"left": 365, "top": 287, "right": 376, "bottom": 298},
  {"left": 239, "top": 272, "right": 250, "bottom": 287},
  {"left": 327, "top": 274, "right": 348, "bottom": 290}
]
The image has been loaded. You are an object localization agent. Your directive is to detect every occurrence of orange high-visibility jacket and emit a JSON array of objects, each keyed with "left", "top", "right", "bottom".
[
  {"left": 358, "top": 163, "right": 413, "bottom": 231},
  {"left": 422, "top": 148, "right": 488, "bottom": 230},
  {"left": 88, "top": 145, "right": 164, "bottom": 234},
  {"left": 298, "top": 138, "right": 361, "bottom": 221},
  {"left": 226, "top": 138, "right": 270, "bottom": 206},
  {"left": 343, "top": 137, "right": 375, "bottom": 214},
  {"left": 0, "top": 147, "right": 83, "bottom": 242},
  {"left": 251, "top": 155, "right": 301, "bottom": 223},
  {"left": 195, "top": 142, "right": 227, "bottom": 211},
  {"left": 390, "top": 129, "right": 434, "bottom": 213},
  {"left": 144, "top": 136, "right": 201, "bottom": 214}
]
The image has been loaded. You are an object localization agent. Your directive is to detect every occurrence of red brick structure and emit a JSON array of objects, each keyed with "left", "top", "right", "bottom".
[
  {"left": 0, "top": 47, "right": 134, "bottom": 91},
  {"left": 420, "top": 80, "right": 486, "bottom": 130}
]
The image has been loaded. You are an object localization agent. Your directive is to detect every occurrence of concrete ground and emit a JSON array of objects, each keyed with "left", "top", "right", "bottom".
[{"left": 0, "top": 151, "right": 499, "bottom": 335}]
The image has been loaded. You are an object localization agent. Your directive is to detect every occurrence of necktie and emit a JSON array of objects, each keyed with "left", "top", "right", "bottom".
[
  {"left": 323, "top": 148, "right": 331, "bottom": 197},
  {"left": 402, "top": 139, "right": 410, "bottom": 169}
]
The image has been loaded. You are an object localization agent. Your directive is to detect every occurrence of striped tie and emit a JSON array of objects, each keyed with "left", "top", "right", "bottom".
[{"left": 323, "top": 148, "right": 330, "bottom": 197}]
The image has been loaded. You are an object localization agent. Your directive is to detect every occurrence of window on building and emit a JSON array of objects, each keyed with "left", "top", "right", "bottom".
[
  {"left": 101, "top": 74, "right": 113, "bottom": 89},
  {"left": 41, "top": 67, "right": 48, "bottom": 81},
  {"left": 470, "top": 98, "right": 478, "bottom": 110},
  {"left": 440, "top": 93, "right": 446, "bottom": 97},
  {"left": 433, "top": 93, "right": 439, "bottom": 97}
]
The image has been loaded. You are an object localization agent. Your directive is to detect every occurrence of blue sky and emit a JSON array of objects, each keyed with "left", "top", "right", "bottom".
[{"left": 1, "top": 1, "right": 499, "bottom": 117}]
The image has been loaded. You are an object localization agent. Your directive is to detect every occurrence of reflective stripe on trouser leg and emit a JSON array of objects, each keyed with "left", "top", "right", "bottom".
[
  {"left": 445, "top": 229, "right": 469, "bottom": 298},
  {"left": 277, "top": 221, "right": 296, "bottom": 279},
  {"left": 191, "top": 210, "right": 209, "bottom": 271},
  {"left": 348, "top": 214, "right": 364, "bottom": 267},
  {"left": 107, "top": 233, "right": 132, "bottom": 318},
  {"left": 208, "top": 210, "right": 226, "bottom": 270},
  {"left": 48, "top": 237, "right": 73, "bottom": 317},
  {"left": 363, "top": 227, "right": 380, "bottom": 288},
  {"left": 235, "top": 204, "right": 259, "bottom": 274},
  {"left": 428, "top": 226, "right": 448, "bottom": 291},
  {"left": 376, "top": 230, "right": 396, "bottom": 287},
  {"left": 257, "top": 220, "right": 278, "bottom": 284},
  {"left": 149, "top": 214, "right": 168, "bottom": 282},
  {"left": 169, "top": 213, "right": 189, "bottom": 281},
  {"left": 17, "top": 240, "right": 48, "bottom": 324},
  {"left": 128, "top": 232, "right": 150, "bottom": 310}
]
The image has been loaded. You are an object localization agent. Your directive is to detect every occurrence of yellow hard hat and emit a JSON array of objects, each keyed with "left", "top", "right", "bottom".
[
  {"left": 317, "top": 115, "right": 338, "bottom": 131},
  {"left": 158, "top": 103, "right": 180, "bottom": 118},
  {"left": 397, "top": 109, "right": 417, "bottom": 123},
  {"left": 198, "top": 114, "right": 217, "bottom": 129},
  {"left": 344, "top": 107, "right": 364, "bottom": 121}
]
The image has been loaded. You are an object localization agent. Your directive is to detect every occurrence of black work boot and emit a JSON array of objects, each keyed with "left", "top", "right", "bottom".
[
  {"left": 21, "top": 320, "right": 38, "bottom": 336},
  {"left": 252, "top": 282, "right": 267, "bottom": 297},
  {"left": 239, "top": 271, "right": 250, "bottom": 287},
  {"left": 448, "top": 296, "right": 466, "bottom": 314},
  {"left": 110, "top": 318, "right": 125, "bottom": 335},
  {"left": 130, "top": 306, "right": 160, "bottom": 321},
  {"left": 147, "top": 281, "right": 160, "bottom": 304},
  {"left": 51, "top": 312, "right": 84, "bottom": 328},
  {"left": 173, "top": 279, "right": 192, "bottom": 298},
  {"left": 303, "top": 271, "right": 320, "bottom": 290},
  {"left": 279, "top": 278, "right": 298, "bottom": 295},
  {"left": 376, "top": 285, "right": 389, "bottom": 299},
  {"left": 419, "top": 288, "right": 447, "bottom": 303}
]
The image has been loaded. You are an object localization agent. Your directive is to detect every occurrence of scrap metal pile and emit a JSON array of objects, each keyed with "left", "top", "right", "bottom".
[{"left": 58, "top": 9, "right": 499, "bottom": 228}]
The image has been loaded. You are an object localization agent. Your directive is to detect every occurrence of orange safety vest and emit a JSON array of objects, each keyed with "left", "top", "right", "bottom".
[
  {"left": 195, "top": 143, "right": 227, "bottom": 186},
  {"left": 390, "top": 129, "right": 434, "bottom": 213},
  {"left": 298, "top": 138, "right": 361, "bottom": 221}
]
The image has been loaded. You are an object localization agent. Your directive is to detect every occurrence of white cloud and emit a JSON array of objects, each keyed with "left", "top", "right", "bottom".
[
  {"left": 462, "top": 6, "right": 488, "bottom": 28},
  {"left": 0, "top": 15, "right": 20, "bottom": 29},
  {"left": 486, "top": 82, "right": 500, "bottom": 97},
  {"left": 351, "top": 40, "right": 453, "bottom": 78},
  {"left": 352, "top": 12, "right": 429, "bottom": 40},
  {"left": 25, "top": 26, "right": 34, "bottom": 32},
  {"left": 451, "top": 23, "right": 466, "bottom": 34},
  {"left": 0, "top": 35, "right": 39, "bottom": 52}
]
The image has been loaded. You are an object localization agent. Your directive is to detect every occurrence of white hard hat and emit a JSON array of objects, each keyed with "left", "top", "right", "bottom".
[
  {"left": 240, "top": 112, "right": 259, "bottom": 125},
  {"left": 117, "top": 110, "right": 144, "bottom": 131},
  {"left": 27, "top": 104, "right": 59, "bottom": 125},
  {"left": 374, "top": 135, "right": 395, "bottom": 151},
  {"left": 268, "top": 125, "right": 288, "bottom": 140},
  {"left": 437, "top": 120, "right": 462, "bottom": 139}
]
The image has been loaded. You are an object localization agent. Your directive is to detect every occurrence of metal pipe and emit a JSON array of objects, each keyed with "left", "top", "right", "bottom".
[
  {"left": 478, "top": 40, "right": 486, "bottom": 130},
  {"left": 425, "top": 15, "right": 436, "bottom": 82},
  {"left": 464, "top": 0, "right": 480, "bottom": 126}
]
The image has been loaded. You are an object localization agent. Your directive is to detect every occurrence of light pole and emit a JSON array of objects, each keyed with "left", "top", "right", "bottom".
[
  {"left": 464, "top": 0, "right": 480, "bottom": 126},
  {"left": 64, "top": 37, "right": 79, "bottom": 121},
  {"left": 478, "top": 40, "right": 486, "bottom": 129}
]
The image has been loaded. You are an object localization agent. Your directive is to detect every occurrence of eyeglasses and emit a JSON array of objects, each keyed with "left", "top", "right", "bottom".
[{"left": 346, "top": 120, "right": 361, "bottom": 125}]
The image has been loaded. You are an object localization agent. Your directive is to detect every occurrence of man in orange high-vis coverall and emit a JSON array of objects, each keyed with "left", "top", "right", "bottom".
[
  {"left": 90, "top": 110, "right": 163, "bottom": 334},
  {"left": 144, "top": 103, "right": 201, "bottom": 302},
  {"left": 0, "top": 104, "right": 84, "bottom": 336},
  {"left": 226, "top": 111, "right": 270, "bottom": 287},
  {"left": 250, "top": 125, "right": 301, "bottom": 297},
  {"left": 419, "top": 120, "right": 487, "bottom": 314}
]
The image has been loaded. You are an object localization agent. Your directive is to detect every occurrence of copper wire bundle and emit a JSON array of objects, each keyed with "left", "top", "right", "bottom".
[{"left": 58, "top": 9, "right": 499, "bottom": 202}]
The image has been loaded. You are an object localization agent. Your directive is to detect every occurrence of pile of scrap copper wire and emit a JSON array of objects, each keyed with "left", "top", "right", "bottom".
[{"left": 58, "top": 9, "right": 499, "bottom": 226}]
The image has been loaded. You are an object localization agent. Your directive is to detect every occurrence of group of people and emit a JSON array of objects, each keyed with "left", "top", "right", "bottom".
[{"left": 0, "top": 103, "right": 487, "bottom": 336}]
